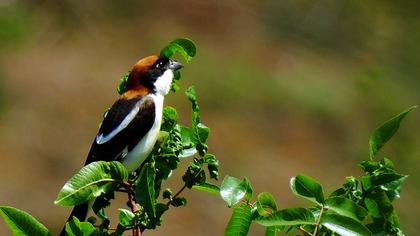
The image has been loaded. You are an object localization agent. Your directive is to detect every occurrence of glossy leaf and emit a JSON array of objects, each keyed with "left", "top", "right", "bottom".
[
  {"left": 254, "top": 208, "right": 315, "bottom": 226},
  {"left": 364, "top": 191, "right": 393, "bottom": 219},
  {"left": 374, "top": 173, "right": 407, "bottom": 199},
  {"left": 361, "top": 173, "right": 407, "bottom": 200},
  {"left": 325, "top": 196, "right": 368, "bottom": 221},
  {"left": 55, "top": 161, "right": 128, "bottom": 206},
  {"left": 135, "top": 163, "right": 156, "bottom": 218},
  {"left": 192, "top": 182, "right": 220, "bottom": 195},
  {"left": 224, "top": 203, "right": 252, "bottom": 236},
  {"left": 369, "top": 106, "right": 416, "bottom": 159},
  {"left": 205, "top": 154, "right": 219, "bottom": 180},
  {"left": 256, "top": 192, "right": 277, "bottom": 216},
  {"left": 196, "top": 123, "right": 210, "bottom": 143},
  {"left": 65, "top": 216, "right": 96, "bottom": 236},
  {"left": 0, "top": 206, "right": 50, "bottom": 236},
  {"left": 118, "top": 208, "right": 135, "bottom": 227},
  {"left": 220, "top": 176, "right": 253, "bottom": 207},
  {"left": 290, "top": 175, "right": 324, "bottom": 204},
  {"left": 160, "top": 38, "right": 196, "bottom": 62},
  {"left": 321, "top": 213, "right": 372, "bottom": 236}
]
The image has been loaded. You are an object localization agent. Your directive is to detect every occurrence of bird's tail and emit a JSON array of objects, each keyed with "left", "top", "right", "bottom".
[{"left": 60, "top": 203, "right": 89, "bottom": 236}]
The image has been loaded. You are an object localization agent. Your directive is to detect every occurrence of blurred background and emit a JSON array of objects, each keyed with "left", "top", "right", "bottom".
[{"left": 0, "top": 0, "right": 419, "bottom": 235}]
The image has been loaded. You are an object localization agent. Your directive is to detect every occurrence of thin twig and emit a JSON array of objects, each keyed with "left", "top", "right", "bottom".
[
  {"left": 313, "top": 205, "right": 324, "bottom": 236},
  {"left": 127, "top": 192, "right": 141, "bottom": 236},
  {"left": 298, "top": 226, "right": 312, "bottom": 236},
  {"left": 166, "top": 184, "right": 187, "bottom": 207}
]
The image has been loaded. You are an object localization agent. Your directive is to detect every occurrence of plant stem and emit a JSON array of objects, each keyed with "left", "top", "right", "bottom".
[
  {"left": 313, "top": 205, "right": 324, "bottom": 236},
  {"left": 166, "top": 184, "right": 187, "bottom": 207},
  {"left": 127, "top": 192, "right": 141, "bottom": 236},
  {"left": 298, "top": 227, "right": 313, "bottom": 236}
]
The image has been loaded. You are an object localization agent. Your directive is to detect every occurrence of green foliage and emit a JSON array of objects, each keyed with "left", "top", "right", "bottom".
[
  {"left": 368, "top": 105, "right": 416, "bottom": 159},
  {"left": 320, "top": 213, "right": 372, "bottom": 236},
  {"left": 290, "top": 175, "right": 324, "bottom": 204},
  {"left": 324, "top": 197, "right": 367, "bottom": 221},
  {"left": 224, "top": 203, "right": 253, "bottom": 236},
  {"left": 65, "top": 217, "right": 96, "bottom": 236},
  {"left": 160, "top": 38, "right": 196, "bottom": 63},
  {"left": 135, "top": 162, "right": 157, "bottom": 218},
  {"left": 220, "top": 176, "right": 253, "bottom": 207},
  {"left": 191, "top": 182, "right": 220, "bottom": 195},
  {"left": 256, "top": 192, "right": 277, "bottom": 216},
  {"left": 254, "top": 208, "right": 315, "bottom": 226},
  {"left": 54, "top": 161, "right": 128, "bottom": 206},
  {"left": 0, "top": 206, "right": 50, "bottom": 236},
  {"left": 222, "top": 106, "right": 414, "bottom": 236}
]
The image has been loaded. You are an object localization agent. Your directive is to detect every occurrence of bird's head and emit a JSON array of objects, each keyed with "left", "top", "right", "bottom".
[{"left": 123, "top": 55, "right": 183, "bottom": 97}]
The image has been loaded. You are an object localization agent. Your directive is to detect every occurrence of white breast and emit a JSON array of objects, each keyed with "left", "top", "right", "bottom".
[{"left": 122, "top": 94, "right": 164, "bottom": 172}]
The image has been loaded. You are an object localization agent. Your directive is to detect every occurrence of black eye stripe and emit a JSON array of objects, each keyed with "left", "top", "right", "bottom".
[{"left": 154, "top": 58, "right": 169, "bottom": 69}]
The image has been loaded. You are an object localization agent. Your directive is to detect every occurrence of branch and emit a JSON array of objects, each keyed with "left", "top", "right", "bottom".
[{"left": 312, "top": 205, "right": 324, "bottom": 236}]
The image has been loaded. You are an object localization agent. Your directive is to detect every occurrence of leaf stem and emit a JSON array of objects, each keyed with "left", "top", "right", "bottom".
[
  {"left": 127, "top": 192, "right": 141, "bottom": 236},
  {"left": 166, "top": 184, "right": 187, "bottom": 207},
  {"left": 313, "top": 205, "right": 324, "bottom": 236},
  {"left": 298, "top": 226, "right": 313, "bottom": 236}
]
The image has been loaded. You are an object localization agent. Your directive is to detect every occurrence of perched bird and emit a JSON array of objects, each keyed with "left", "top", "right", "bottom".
[{"left": 61, "top": 55, "right": 183, "bottom": 234}]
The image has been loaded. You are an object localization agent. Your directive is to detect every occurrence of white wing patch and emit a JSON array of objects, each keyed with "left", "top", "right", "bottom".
[{"left": 95, "top": 103, "right": 141, "bottom": 144}]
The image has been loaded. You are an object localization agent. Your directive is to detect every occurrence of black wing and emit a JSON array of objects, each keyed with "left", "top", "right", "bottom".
[{"left": 85, "top": 96, "right": 155, "bottom": 165}]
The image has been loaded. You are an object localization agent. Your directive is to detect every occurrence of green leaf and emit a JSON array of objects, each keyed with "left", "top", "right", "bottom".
[
  {"left": 204, "top": 154, "right": 219, "bottom": 180},
  {"left": 324, "top": 196, "right": 368, "bottom": 221},
  {"left": 256, "top": 192, "right": 278, "bottom": 216},
  {"left": 374, "top": 173, "right": 407, "bottom": 199},
  {"left": 180, "top": 126, "right": 195, "bottom": 147},
  {"left": 321, "top": 213, "right": 373, "bottom": 236},
  {"left": 369, "top": 106, "right": 416, "bottom": 159},
  {"left": 186, "top": 86, "right": 199, "bottom": 113},
  {"left": 0, "top": 206, "right": 50, "bottom": 236},
  {"left": 65, "top": 216, "right": 96, "bottom": 236},
  {"left": 192, "top": 182, "right": 220, "bottom": 195},
  {"left": 170, "top": 197, "right": 187, "bottom": 207},
  {"left": 220, "top": 176, "right": 253, "bottom": 207},
  {"left": 290, "top": 175, "right": 324, "bottom": 204},
  {"left": 116, "top": 71, "right": 130, "bottom": 95},
  {"left": 173, "top": 70, "right": 181, "bottom": 81},
  {"left": 135, "top": 163, "right": 156, "bottom": 218},
  {"left": 254, "top": 208, "right": 315, "bottom": 226},
  {"left": 161, "top": 106, "right": 179, "bottom": 131},
  {"left": 118, "top": 208, "right": 135, "bottom": 227},
  {"left": 264, "top": 226, "right": 277, "bottom": 236},
  {"left": 196, "top": 123, "right": 210, "bottom": 143},
  {"left": 361, "top": 173, "right": 407, "bottom": 200},
  {"left": 224, "top": 203, "right": 252, "bottom": 236},
  {"left": 364, "top": 191, "right": 393, "bottom": 219},
  {"left": 55, "top": 161, "right": 128, "bottom": 206},
  {"left": 160, "top": 38, "right": 196, "bottom": 62}
]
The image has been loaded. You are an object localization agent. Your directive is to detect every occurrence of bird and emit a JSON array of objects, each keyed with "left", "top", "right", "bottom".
[{"left": 60, "top": 55, "right": 183, "bottom": 235}]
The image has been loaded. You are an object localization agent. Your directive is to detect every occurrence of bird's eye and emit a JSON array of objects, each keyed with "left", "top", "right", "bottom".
[{"left": 156, "top": 61, "right": 165, "bottom": 69}]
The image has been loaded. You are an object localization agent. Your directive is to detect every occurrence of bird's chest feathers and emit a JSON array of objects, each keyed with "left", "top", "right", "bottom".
[{"left": 122, "top": 94, "right": 163, "bottom": 172}]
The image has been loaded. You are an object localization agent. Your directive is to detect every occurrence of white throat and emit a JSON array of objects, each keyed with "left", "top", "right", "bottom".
[{"left": 154, "top": 70, "right": 173, "bottom": 96}]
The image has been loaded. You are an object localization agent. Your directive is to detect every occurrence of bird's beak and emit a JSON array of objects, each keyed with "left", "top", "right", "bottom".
[{"left": 169, "top": 60, "right": 183, "bottom": 71}]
